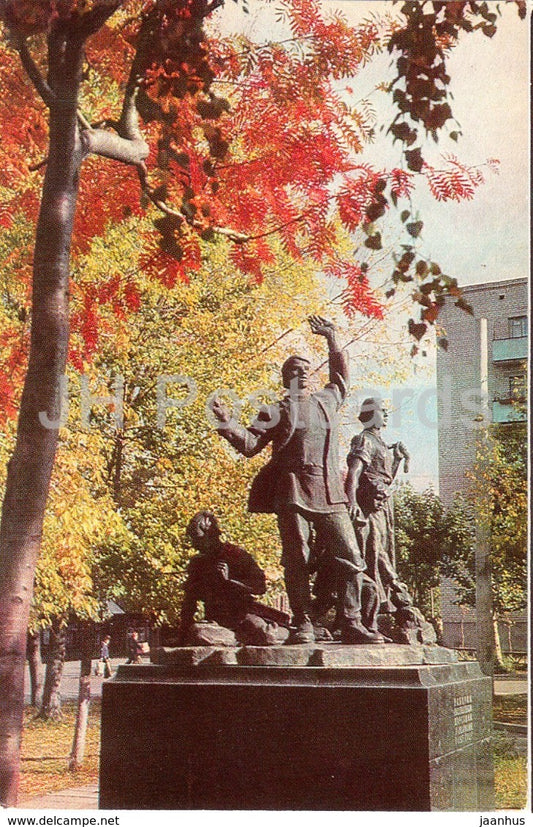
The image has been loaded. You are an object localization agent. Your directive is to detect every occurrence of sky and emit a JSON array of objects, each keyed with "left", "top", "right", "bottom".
[
  {"left": 212, "top": 0, "right": 530, "bottom": 491},
  {"left": 331, "top": 1, "right": 530, "bottom": 286},
  {"left": 214, "top": 0, "right": 529, "bottom": 286}
]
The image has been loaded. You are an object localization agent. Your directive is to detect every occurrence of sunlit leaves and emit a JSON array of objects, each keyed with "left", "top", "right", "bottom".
[
  {"left": 324, "top": 258, "right": 383, "bottom": 320},
  {"left": 81, "top": 232, "right": 327, "bottom": 623},
  {"left": 394, "top": 483, "right": 449, "bottom": 617},
  {"left": 425, "top": 154, "right": 485, "bottom": 202}
]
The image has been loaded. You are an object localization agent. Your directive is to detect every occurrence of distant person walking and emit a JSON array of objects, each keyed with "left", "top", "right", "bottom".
[
  {"left": 100, "top": 635, "right": 112, "bottom": 678},
  {"left": 126, "top": 629, "right": 144, "bottom": 664}
]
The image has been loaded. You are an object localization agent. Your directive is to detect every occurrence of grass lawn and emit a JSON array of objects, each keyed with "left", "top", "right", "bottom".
[
  {"left": 18, "top": 697, "right": 527, "bottom": 810},
  {"left": 494, "top": 755, "right": 528, "bottom": 810},
  {"left": 18, "top": 702, "right": 100, "bottom": 805},
  {"left": 493, "top": 694, "right": 528, "bottom": 810}
]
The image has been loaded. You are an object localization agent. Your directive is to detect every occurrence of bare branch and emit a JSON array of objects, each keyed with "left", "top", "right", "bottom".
[
  {"left": 81, "top": 78, "right": 148, "bottom": 165},
  {"left": 16, "top": 39, "right": 56, "bottom": 107},
  {"left": 28, "top": 158, "right": 48, "bottom": 173},
  {"left": 259, "top": 328, "right": 295, "bottom": 356},
  {"left": 77, "top": 110, "right": 93, "bottom": 131},
  {"left": 118, "top": 84, "right": 144, "bottom": 143},
  {"left": 211, "top": 224, "right": 249, "bottom": 242},
  {"left": 134, "top": 162, "right": 248, "bottom": 241}
]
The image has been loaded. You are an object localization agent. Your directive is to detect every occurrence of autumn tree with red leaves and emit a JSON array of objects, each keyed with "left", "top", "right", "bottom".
[{"left": 0, "top": 0, "right": 525, "bottom": 804}]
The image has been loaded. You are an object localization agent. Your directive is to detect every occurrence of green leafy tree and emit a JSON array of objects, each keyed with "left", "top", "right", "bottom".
[
  {"left": 394, "top": 483, "right": 450, "bottom": 619},
  {"left": 469, "top": 424, "right": 527, "bottom": 613},
  {"left": 83, "top": 229, "right": 327, "bottom": 624},
  {"left": 440, "top": 422, "right": 527, "bottom": 665},
  {"left": 78, "top": 219, "right": 432, "bottom": 627},
  {"left": 394, "top": 483, "right": 474, "bottom": 617}
]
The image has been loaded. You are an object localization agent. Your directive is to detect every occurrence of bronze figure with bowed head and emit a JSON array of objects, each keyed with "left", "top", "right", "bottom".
[{"left": 178, "top": 510, "right": 290, "bottom": 646}]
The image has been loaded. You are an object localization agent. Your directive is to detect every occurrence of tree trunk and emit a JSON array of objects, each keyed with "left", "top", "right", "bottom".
[
  {"left": 68, "top": 622, "right": 94, "bottom": 771},
  {"left": 492, "top": 615, "right": 506, "bottom": 672},
  {"left": 506, "top": 621, "right": 513, "bottom": 654},
  {"left": 0, "top": 29, "right": 84, "bottom": 805},
  {"left": 26, "top": 631, "right": 44, "bottom": 708},
  {"left": 40, "top": 618, "right": 66, "bottom": 721},
  {"left": 150, "top": 626, "right": 160, "bottom": 650},
  {"left": 475, "top": 516, "right": 494, "bottom": 677}
]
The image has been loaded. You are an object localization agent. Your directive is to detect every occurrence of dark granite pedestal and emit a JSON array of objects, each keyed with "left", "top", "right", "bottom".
[{"left": 99, "top": 644, "right": 493, "bottom": 811}]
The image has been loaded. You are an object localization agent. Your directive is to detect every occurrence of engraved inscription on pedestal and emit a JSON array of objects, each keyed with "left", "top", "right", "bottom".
[{"left": 453, "top": 692, "right": 473, "bottom": 746}]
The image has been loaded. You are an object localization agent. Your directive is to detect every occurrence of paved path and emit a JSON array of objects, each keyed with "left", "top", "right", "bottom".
[
  {"left": 19, "top": 785, "right": 99, "bottom": 810},
  {"left": 24, "top": 658, "right": 132, "bottom": 703},
  {"left": 493, "top": 678, "right": 528, "bottom": 696}
]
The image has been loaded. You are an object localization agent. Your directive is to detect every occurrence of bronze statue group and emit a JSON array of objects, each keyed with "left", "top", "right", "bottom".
[{"left": 178, "top": 316, "right": 435, "bottom": 648}]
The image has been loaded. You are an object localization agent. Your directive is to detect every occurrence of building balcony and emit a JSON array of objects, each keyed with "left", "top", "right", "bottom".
[
  {"left": 492, "top": 399, "right": 527, "bottom": 424},
  {"left": 492, "top": 336, "right": 528, "bottom": 362}
]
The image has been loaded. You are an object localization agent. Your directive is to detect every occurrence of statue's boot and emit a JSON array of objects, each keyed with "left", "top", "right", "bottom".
[
  {"left": 283, "top": 559, "right": 315, "bottom": 644},
  {"left": 289, "top": 613, "right": 316, "bottom": 645},
  {"left": 341, "top": 617, "right": 385, "bottom": 644},
  {"left": 339, "top": 570, "right": 385, "bottom": 644}
]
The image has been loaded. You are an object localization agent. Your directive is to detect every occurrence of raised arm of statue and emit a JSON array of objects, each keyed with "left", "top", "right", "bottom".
[
  {"left": 309, "top": 315, "right": 339, "bottom": 351},
  {"left": 308, "top": 315, "right": 349, "bottom": 401}
]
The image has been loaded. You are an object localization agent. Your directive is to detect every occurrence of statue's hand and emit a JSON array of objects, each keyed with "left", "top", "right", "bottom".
[
  {"left": 308, "top": 315, "right": 335, "bottom": 338},
  {"left": 393, "top": 441, "right": 409, "bottom": 461},
  {"left": 347, "top": 503, "right": 367, "bottom": 527},
  {"left": 216, "top": 561, "right": 229, "bottom": 580},
  {"left": 211, "top": 397, "right": 232, "bottom": 424}
]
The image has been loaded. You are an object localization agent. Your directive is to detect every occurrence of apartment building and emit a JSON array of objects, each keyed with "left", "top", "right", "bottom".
[{"left": 436, "top": 277, "right": 527, "bottom": 650}]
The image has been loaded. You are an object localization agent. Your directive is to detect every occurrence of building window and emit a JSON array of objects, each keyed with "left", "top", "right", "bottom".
[
  {"left": 509, "top": 316, "right": 527, "bottom": 338},
  {"left": 509, "top": 374, "right": 527, "bottom": 400}
]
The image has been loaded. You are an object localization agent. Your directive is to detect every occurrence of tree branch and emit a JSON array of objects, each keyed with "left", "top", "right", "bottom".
[
  {"left": 134, "top": 162, "right": 249, "bottom": 241},
  {"left": 76, "top": 10, "right": 149, "bottom": 164},
  {"left": 82, "top": 79, "right": 149, "bottom": 164},
  {"left": 118, "top": 84, "right": 144, "bottom": 143},
  {"left": 16, "top": 39, "right": 56, "bottom": 107},
  {"left": 81, "top": 128, "right": 149, "bottom": 165},
  {"left": 77, "top": 110, "right": 93, "bottom": 131},
  {"left": 73, "top": 0, "right": 124, "bottom": 41}
]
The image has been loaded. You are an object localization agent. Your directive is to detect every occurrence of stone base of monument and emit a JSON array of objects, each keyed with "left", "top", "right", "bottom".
[{"left": 99, "top": 644, "right": 493, "bottom": 811}]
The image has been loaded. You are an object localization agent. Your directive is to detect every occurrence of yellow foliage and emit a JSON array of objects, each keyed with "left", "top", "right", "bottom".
[{"left": 0, "top": 208, "right": 432, "bottom": 628}]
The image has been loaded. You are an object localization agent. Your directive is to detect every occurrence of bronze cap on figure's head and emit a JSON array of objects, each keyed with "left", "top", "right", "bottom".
[{"left": 358, "top": 397, "right": 387, "bottom": 426}]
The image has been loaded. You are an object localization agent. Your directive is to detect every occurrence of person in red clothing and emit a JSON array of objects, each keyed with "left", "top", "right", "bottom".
[{"left": 177, "top": 511, "right": 289, "bottom": 646}]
